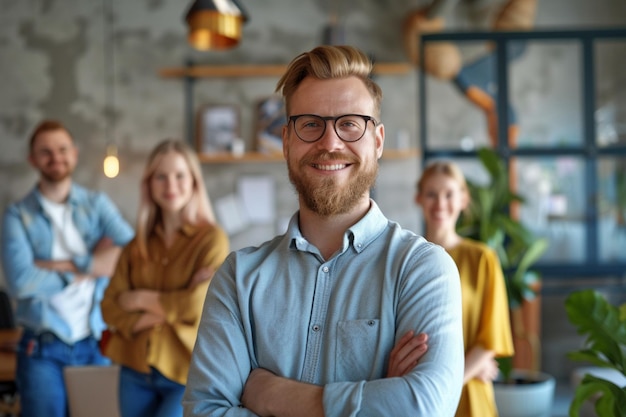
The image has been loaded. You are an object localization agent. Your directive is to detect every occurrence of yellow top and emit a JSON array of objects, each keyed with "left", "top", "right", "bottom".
[
  {"left": 101, "top": 223, "right": 229, "bottom": 385},
  {"left": 447, "top": 238, "right": 514, "bottom": 417}
]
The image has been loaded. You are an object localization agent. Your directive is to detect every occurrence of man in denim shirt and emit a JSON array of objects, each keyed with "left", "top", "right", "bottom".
[
  {"left": 183, "top": 45, "right": 464, "bottom": 417},
  {"left": 1, "top": 120, "right": 134, "bottom": 417}
]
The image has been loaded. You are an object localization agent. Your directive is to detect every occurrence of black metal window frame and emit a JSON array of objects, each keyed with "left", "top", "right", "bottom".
[{"left": 419, "top": 27, "right": 626, "bottom": 278}]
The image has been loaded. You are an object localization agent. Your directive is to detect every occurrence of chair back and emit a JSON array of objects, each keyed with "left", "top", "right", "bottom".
[
  {"left": 0, "top": 290, "right": 15, "bottom": 329},
  {"left": 64, "top": 365, "right": 121, "bottom": 417}
]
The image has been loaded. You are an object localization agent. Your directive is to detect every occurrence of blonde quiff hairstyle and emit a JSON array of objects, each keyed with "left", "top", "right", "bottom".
[
  {"left": 275, "top": 45, "right": 383, "bottom": 119},
  {"left": 135, "top": 139, "right": 216, "bottom": 260}
]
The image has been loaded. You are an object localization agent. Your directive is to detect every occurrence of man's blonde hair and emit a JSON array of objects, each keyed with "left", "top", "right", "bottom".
[{"left": 275, "top": 45, "right": 383, "bottom": 118}]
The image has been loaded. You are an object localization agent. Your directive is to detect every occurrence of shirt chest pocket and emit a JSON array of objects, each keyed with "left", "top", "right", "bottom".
[{"left": 335, "top": 319, "right": 380, "bottom": 381}]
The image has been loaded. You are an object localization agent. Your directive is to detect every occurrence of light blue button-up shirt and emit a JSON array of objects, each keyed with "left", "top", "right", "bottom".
[
  {"left": 1, "top": 183, "right": 134, "bottom": 344},
  {"left": 184, "top": 201, "right": 463, "bottom": 417}
]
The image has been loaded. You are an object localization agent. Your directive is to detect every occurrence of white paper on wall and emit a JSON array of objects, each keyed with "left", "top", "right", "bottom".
[
  {"left": 237, "top": 176, "right": 276, "bottom": 224},
  {"left": 214, "top": 194, "right": 249, "bottom": 235}
]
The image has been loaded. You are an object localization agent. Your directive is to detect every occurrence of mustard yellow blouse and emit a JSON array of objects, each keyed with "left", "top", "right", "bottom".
[
  {"left": 447, "top": 238, "right": 514, "bottom": 417},
  {"left": 101, "top": 223, "right": 229, "bottom": 385}
]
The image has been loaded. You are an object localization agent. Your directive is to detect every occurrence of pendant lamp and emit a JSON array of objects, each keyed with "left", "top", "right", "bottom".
[
  {"left": 185, "top": 0, "right": 248, "bottom": 50},
  {"left": 103, "top": 0, "right": 119, "bottom": 178}
]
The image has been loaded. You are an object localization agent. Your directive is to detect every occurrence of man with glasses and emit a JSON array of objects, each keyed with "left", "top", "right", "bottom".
[{"left": 184, "top": 45, "right": 464, "bottom": 417}]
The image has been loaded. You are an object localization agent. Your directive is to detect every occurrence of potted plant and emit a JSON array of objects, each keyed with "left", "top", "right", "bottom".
[
  {"left": 456, "top": 147, "right": 554, "bottom": 417},
  {"left": 457, "top": 147, "right": 549, "bottom": 312},
  {"left": 565, "top": 289, "right": 626, "bottom": 417}
]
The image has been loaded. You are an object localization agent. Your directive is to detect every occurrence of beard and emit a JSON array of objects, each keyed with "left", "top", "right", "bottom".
[
  {"left": 40, "top": 162, "right": 73, "bottom": 183},
  {"left": 287, "top": 150, "right": 378, "bottom": 217}
]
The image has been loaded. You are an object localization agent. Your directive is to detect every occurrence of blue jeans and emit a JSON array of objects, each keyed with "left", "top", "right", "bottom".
[
  {"left": 119, "top": 366, "right": 185, "bottom": 417},
  {"left": 16, "top": 328, "right": 110, "bottom": 417}
]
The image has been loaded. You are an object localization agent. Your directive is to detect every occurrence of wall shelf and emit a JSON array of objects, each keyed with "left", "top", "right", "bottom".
[
  {"left": 159, "top": 61, "right": 418, "bottom": 163},
  {"left": 198, "top": 148, "right": 419, "bottom": 164},
  {"left": 159, "top": 62, "right": 414, "bottom": 79}
]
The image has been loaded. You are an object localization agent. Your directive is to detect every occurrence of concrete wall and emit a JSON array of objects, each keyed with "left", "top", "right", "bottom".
[{"left": 1, "top": 0, "right": 625, "bottom": 381}]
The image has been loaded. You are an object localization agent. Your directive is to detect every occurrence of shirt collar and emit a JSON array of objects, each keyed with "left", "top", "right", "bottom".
[
  {"left": 287, "top": 199, "right": 388, "bottom": 255},
  {"left": 154, "top": 222, "right": 199, "bottom": 239},
  {"left": 33, "top": 183, "right": 78, "bottom": 209}
]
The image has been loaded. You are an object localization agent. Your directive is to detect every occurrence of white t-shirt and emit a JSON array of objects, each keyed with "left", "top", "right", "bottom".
[{"left": 40, "top": 196, "right": 95, "bottom": 343}]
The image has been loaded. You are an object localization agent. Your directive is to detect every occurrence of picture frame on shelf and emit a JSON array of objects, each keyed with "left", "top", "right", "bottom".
[
  {"left": 196, "top": 104, "right": 240, "bottom": 155},
  {"left": 255, "top": 95, "right": 285, "bottom": 155}
]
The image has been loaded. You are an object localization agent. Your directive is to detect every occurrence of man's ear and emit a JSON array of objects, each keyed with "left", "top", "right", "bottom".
[
  {"left": 282, "top": 124, "right": 289, "bottom": 159},
  {"left": 375, "top": 123, "right": 385, "bottom": 159}
]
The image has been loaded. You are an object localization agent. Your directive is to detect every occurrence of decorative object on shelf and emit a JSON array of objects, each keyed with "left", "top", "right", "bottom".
[
  {"left": 254, "top": 95, "right": 285, "bottom": 156},
  {"left": 102, "top": 0, "right": 119, "bottom": 178},
  {"left": 404, "top": 0, "right": 538, "bottom": 146},
  {"left": 196, "top": 104, "right": 240, "bottom": 156},
  {"left": 184, "top": 0, "right": 248, "bottom": 50}
]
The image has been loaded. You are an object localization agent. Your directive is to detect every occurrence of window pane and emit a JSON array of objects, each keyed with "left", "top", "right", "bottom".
[
  {"left": 595, "top": 40, "right": 626, "bottom": 148},
  {"left": 424, "top": 42, "right": 493, "bottom": 150},
  {"left": 598, "top": 157, "right": 626, "bottom": 261},
  {"left": 515, "top": 157, "right": 586, "bottom": 263},
  {"left": 510, "top": 41, "right": 583, "bottom": 148}
]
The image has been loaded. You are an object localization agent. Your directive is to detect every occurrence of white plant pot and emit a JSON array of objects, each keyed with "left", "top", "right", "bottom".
[{"left": 494, "top": 369, "right": 556, "bottom": 417}]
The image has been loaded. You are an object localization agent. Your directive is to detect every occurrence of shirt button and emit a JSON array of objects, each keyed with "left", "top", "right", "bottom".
[
  {"left": 357, "top": 243, "right": 363, "bottom": 248},
  {"left": 312, "top": 325, "right": 321, "bottom": 332},
  {"left": 322, "top": 266, "right": 329, "bottom": 273},
  {"left": 368, "top": 320, "right": 375, "bottom": 326}
]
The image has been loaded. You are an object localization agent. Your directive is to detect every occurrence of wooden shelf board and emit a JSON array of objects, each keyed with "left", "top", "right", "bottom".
[{"left": 159, "top": 62, "right": 414, "bottom": 79}]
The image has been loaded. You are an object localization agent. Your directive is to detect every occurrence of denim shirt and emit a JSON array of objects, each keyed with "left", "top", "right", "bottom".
[
  {"left": 1, "top": 183, "right": 134, "bottom": 344},
  {"left": 184, "top": 201, "right": 464, "bottom": 417}
]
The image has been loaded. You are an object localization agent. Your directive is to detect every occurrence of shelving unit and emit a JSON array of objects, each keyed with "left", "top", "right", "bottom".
[{"left": 159, "top": 61, "right": 418, "bottom": 163}]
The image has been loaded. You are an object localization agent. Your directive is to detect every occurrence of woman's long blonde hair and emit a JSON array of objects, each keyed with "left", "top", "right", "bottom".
[{"left": 135, "top": 139, "right": 216, "bottom": 260}]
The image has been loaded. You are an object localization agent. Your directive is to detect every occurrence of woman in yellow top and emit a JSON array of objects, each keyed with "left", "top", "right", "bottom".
[
  {"left": 101, "top": 139, "right": 229, "bottom": 417},
  {"left": 415, "top": 160, "right": 514, "bottom": 417}
]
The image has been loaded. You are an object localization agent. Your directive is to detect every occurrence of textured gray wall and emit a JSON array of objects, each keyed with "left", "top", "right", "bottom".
[{"left": 1, "top": 0, "right": 625, "bottom": 380}]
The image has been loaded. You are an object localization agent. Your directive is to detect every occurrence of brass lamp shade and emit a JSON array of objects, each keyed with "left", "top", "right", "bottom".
[{"left": 185, "top": 0, "right": 248, "bottom": 50}]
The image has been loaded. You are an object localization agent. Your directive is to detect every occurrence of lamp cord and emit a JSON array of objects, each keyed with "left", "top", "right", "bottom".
[{"left": 103, "top": 0, "right": 116, "bottom": 147}]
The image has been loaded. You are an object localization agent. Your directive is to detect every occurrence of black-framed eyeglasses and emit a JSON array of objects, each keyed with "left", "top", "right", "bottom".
[{"left": 288, "top": 114, "right": 378, "bottom": 143}]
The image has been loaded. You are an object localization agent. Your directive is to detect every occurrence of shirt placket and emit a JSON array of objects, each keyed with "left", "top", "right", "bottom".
[{"left": 301, "top": 261, "right": 333, "bottom": 384}]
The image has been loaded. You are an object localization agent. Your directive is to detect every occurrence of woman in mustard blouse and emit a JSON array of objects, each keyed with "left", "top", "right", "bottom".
[
  {"left": 415, "top": 161, "right": 514, "bottom": 417},
  {"left": 101, "top": 139, "right": 229, "bottom": 417}
]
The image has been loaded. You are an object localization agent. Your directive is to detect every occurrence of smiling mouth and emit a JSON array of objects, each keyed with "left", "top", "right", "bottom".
[{"left": 313, "top": 163, "right": 349, "bottom": 171}]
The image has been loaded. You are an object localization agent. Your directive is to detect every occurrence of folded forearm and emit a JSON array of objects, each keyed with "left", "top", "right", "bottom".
[{"left": 242, "top": 369, "right": 324, "bottom": 417}]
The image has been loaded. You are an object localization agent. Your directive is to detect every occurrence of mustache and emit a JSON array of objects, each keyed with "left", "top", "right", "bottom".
[{"left": 300, "top": 151, "right": 359, "bottom": 166}]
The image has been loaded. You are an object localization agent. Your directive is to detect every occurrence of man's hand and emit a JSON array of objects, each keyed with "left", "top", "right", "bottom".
[
  {"left": 241, "top": 368, "right": 278, "bottom": 416},
  {"left": 386, "top": 330, "right": 429, "bottom": 377},
  {"left": 242, "top": 368, "right": 324, "bottom": 417}
]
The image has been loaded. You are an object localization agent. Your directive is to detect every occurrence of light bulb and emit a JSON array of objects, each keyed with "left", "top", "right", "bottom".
[{"left": 103, "top": 145, "right": 119, "bottom": 178}]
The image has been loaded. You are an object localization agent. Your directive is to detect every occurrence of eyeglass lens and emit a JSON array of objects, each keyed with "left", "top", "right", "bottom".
[{"left": 293, "top": 115, "right": 371, "bottom": 142}]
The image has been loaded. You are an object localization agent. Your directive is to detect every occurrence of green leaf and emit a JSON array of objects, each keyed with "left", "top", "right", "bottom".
[
  {"left": 568, "top": 374, "right": 626, "bottom": 417},
  {"left": 566, "top": 290, "right": 626, "bottom": 417},
  {"left": 565, "top": 290, "right": 626, "bottom": 374}
]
